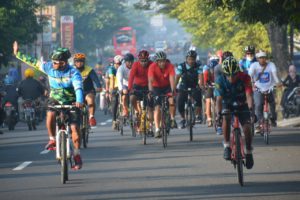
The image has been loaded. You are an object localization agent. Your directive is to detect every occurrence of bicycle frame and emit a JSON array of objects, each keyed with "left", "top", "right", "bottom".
[
  {"left": 160, "top": 95, "right": 171, "bottom": 148},
  {"left": 230, "top": 113, "right": 245, "bottom": 162},
  {"left": 184, "top": 88, "right": 195, "bottom": 141},
  {"left": 261, "top": 91, "right": 271, "bottom": 144}
]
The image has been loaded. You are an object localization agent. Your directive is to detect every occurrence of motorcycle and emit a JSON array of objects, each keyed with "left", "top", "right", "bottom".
[
  {"left": 23, "top": 99, "right": 37, "bottom": 130},
  {"left": 3, "top": 101, "right": 18, "bottom": 131},
  {"left": 282, "top": 87, "right": 300, "bottom": 118}
]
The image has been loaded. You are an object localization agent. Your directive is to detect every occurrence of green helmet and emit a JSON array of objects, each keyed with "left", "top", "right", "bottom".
[
  {"left": 222, "top": 56, "right": 240, "bottom": 76},
  {"left": 50, "top": 47, "right": 71, "bottom": 61}
]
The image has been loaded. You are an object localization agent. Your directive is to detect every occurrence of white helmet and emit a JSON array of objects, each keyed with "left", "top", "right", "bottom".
[
  {"left": 256, "top": 50, "right": 267, "bottom": 58},
  {"left": 114, "top": 55, "right": 123, "bottom": 64}
]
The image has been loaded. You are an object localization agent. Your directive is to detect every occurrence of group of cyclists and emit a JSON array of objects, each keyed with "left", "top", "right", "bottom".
[{"left": 8, "top": 40, "right": 299, "bottom": 172}]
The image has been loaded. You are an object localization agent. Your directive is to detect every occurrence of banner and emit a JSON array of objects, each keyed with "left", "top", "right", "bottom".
[{"left": 60, "top": 16, "right": 74, "bottom": 52}]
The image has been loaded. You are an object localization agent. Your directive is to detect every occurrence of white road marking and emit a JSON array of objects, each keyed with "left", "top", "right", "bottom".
[
  {"left": 91, "top": 126, "right": 97, "bottom": 129},
  {"left": 106, "top": 119, "right": 112, "bottom": 123},
  {"left": 13, "top": 161, "right": 32, "bottom": 171},
  {"left": 100, "top": 122, "right": 107, "bottom": 125},
  {"left": 40, "top": 150, "right": 50, "bottom": 154}
]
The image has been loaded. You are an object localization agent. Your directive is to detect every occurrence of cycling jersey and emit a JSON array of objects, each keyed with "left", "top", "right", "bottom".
[
  {"left": 214, "top": 72, "right": 252, "bottom": 104},
  {"left": 78, "top": 65, "right": 101, "bottom": 93},
  {"left": 176, "top": 62, "right": 202, "bottom": 89},
  {"left": 128, "top": 61, "right": 153, "bottom": 90},
  {"left": 248, "top": 61, "right": 280, "bottom": 92},
  {"left": 148, "top": 62, "right": 175, "bottom": 88},
  {"left": 239, "top": 57, "right": 257, "bottom": 74},
  {"left": 106, "top": 65, "right": 118, "bottom": 90},
  {"left": 117, "top": 63, "right": 131, "bottom": 91},
  {"left": 15, "top": 51, "right": 83, "bottom": 104},
  {"left": 203, "top": 65, "right": 214, "bottom": 86}
]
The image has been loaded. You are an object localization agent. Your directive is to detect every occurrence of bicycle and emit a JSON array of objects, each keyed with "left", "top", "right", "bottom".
[
  {"left": 183, "top": 88, "right": 196, "bottom": 141},
  {"left": 222, "top": 102, "right": 247, "bottom": 186},
  {"left": 80, "top": 103, "right": 90, "bottom": 148},
  {"left": 48, "top": 105, "right": 76, "bottom": 184},
  {"left": 260, "top": 89, "right": 273, "bottom": 145},
  {"left": 134, "top": 90, "right": 151, "bottom": 145},
  {"left": 117, "top": 91, "right": 129, "bottom": 136},
  {"left": 159, "top": 94, "right": 171, "bottom": 148},
  {"left": 129, "top": 104, "right": 137, "bottom": 137}
]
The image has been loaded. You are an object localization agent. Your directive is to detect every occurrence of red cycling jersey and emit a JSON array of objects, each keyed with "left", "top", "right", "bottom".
[
  {"left": 148, "top": 62, "right": 175, "bottom": 88},
  {"left": 128, "top": 61, "right": 153, "bottom": 90},
  {"left": 203, "top": 70, "right": 214, "bottom": 86}
]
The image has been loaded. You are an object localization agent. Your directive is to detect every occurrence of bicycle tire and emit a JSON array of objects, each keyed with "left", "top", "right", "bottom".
[
  {"left": 190, "top": 106, "right": 194, "bottom": 141},
  {"left": 60, "top": 132, "right": 68, "bottom": 184},
  {"left": 234, "top": 128, "right": 244, "bottom": 186},
  {"left": 143, "top": 112, "right": 147, "bottom": 145},
  {"left": 264, "top": 119, "right": 269, "bottom": 145},
  {"left": 130, "top": 106, "right": 136, "bottom": 137},
  {"left": 162, "top": 105, "right": 168, "bottom": 148}
]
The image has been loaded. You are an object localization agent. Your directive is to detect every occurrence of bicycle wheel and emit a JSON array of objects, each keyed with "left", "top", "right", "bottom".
[
  {"left": 60, "top": 132, "right": 68, "bottom": 184},
  {"left": 264, "top": 119, "right": 269, "bottom": 145},
  {"left": 130, "top": 106, "right": 136, "bottom": 137},
  {"left": 142, "top": 112, "right": 147, "bottom": 145},
  {"left": 162, "top": 111, "right": 168, "bottom": 148},
  {"left": 234, "top": 129, "right": 244, "bottom": 186},
  {"left": 188, "top": 106, "right": 193, "bottom": 141}
]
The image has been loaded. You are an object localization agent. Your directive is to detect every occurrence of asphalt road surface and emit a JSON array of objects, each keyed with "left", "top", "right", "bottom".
[{"left": 0, "top": 110, "right": 299, "bottom": 200}]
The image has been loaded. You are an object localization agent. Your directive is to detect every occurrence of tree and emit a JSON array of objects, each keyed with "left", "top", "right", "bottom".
[{"left": 0, "top": 0, "right": 43, "bottom": 66}]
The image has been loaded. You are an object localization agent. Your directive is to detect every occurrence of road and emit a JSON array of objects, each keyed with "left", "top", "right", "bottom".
[{"left": 0, "top": 110, "right": 300, "bottom": 200}]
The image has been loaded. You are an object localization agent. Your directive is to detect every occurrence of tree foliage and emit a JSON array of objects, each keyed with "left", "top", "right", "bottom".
[
  {"left": 0, "top": 0, "right": 43, "bottom": 65},
  {"left": 135, "top": 0, "right": 271, "bottom": 59}
]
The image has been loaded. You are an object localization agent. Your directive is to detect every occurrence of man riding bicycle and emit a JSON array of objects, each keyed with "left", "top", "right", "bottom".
[
  {"left": 239, "top": 45, "right": 257, "bottom": 74},
  {"left": 116, "top": 53, "right": 134, "bottom": 118},
  {"left": 215, "top": 56, "right": 254, "bottom": 169},
  {"left": 106, "top": 55, "right": 123, "bottom": 130},
  {"left": 175, "top": 50, "right": 203, "bottom": 129},
  {"left": 248, "top": 50, "right": 281, "bottom": 132},
  {"left": 13, "top": 41, "right": 84, "bottom": 170},
  {"left": 203, "top": 56, "right": 219, "bottom": 127},
  {"left": 148, "top": 51, "right": 177, "bottom": 138},
  {"left": 73, "top": 53, "right": 102, "bottom": 127},
  {"left": 128, "top": 50, "right": 154, "bottom": 134}
]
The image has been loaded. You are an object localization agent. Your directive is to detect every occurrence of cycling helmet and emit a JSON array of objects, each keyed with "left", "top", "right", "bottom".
[
  {"left": 208, "top": 59, "right": 219, "bottom": 69},
  {"left": 186, "top": 50, "right": 197, "bottom": 58},
  {"left": 256, "top": 50, "right": 267, "bottom": 58},
  {"left": 221, "top": 51, "right": 233, "bottom": 61},
  {"left": 4, "top": 76, "right": 14, "bottom": 85},
  {"left": 24, "top": 68, "right": 35, "bottom": 78},
  {"left": 124, "top": 53, "right": 134, "bottom": 62},
  {"left": 74, "top": 53, "right": 86, "bottom": 62},
  {"left": 244, "top": 45, "right": 255, "bottom": 54},
  {"left": 50, "top": 47, "right": 71, "bottom": 61},
  {"left": 138, "top": 50, "right": 149, "bottom": 60},
  {"left": 155, "top": 51, "right": 167, "bottom": 61},
  {"left": 222, "top": 56, "right": 240, "bottom": 76},
  {"left": 114, "top": 55, "right": 123, "bottom": 64}
]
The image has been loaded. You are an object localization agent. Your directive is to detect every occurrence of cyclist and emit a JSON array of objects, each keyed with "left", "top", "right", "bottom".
[
  {"left": 203, "top": 56, "right": 219, "bottom": 127},
  {"left": 73, "top": 53, "right": 102, "bottom": 127},
  {"left": 239, "top": 45, "right": 257, "bottom": 74},
  {"left": 248, "top": 50, "right": 281, "bottom": 131},
  {"left": 214, "top": 51, "right": 233, "bottom": 80},
  {"left": 116, "top": 53, "right": 134, "bottom": 118},
  {"left": 215, "top": 56, "right": 254, "bottom": 169},
  {"left": 128, "top": 50, "right": 154, "bottom": 134},
  {"left": 175, "top": 50, "right": 203, "bottom": 129},
  {"left": 13, "top": 41, "right": 84, "bottom": 170},
  {"left": 148, "top": 51, "right": 177, "bottom": 138},
  {"left": 281, "top": 64, "right": 300, "bottom": 113},
  {"left": 106, "top": 55, "right": 123, "bottom": 130}
]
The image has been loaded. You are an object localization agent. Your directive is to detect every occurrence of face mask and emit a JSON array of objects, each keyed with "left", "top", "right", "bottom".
[{"left": 246, "top": 55, "right": 253, "bottom": 61}]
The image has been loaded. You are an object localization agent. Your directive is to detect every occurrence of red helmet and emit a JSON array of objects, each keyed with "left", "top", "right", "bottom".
[{"left": 138, "top": 50, "right": 149, "bottom": 60}]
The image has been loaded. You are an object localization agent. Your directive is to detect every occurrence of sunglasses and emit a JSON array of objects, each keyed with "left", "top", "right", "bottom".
[
  {"left": 52, "top": 60, "right": 63, "bottom": 65},
  {"left": 140, "top": 59, "right": 148, "bottom": 63}
]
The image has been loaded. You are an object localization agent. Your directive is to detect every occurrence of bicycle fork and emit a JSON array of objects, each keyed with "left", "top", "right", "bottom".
[{"left": 56, "top": 125, "right": 71, "bottom": 160}]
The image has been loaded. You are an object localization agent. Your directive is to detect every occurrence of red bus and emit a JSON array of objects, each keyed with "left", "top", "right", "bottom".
[{"left": 112, "top": 26, "right": 137, "bottom": 56}]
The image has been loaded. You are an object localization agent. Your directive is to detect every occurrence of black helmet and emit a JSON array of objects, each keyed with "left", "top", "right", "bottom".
[
  {"left": 123, "top": 53, "right": 134, "bottom": 62},
  {"left": 222, "top": 56, "right": 240, "bottom": 76},
  {"left": 221, "top": 51, "right": 233, "bottom": 61},
  {"left": 155, "top": 51, "right": 167, "bottom": 61},
  {"left": 50, "top": 48, "right": 71, "bottom": 61},
  {"left": 186, "top": 50, "right": 197, "bottom": 58},
  {"left": 244, "top": 45, "right": 255, "bottom": 54}
]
